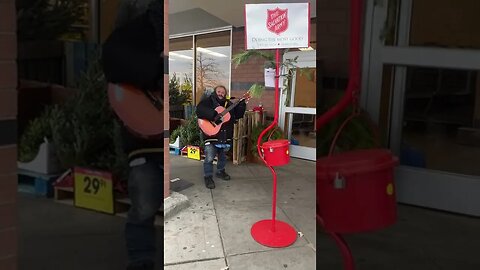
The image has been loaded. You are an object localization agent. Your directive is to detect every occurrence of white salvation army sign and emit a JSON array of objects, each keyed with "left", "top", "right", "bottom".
[{"left": 245, "top": 3, "right": 310, "bottom": 50}]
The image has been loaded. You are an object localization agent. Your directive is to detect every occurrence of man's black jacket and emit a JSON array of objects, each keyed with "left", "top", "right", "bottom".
[
  {"left": 196, "top": 95, "right": 247, "bottom": 145},
  {"left": 101, "top": 0, "right": 163, "bottom": 160},
  {"left": 102, "top": 1, "right": 163, "bottom": 91}
]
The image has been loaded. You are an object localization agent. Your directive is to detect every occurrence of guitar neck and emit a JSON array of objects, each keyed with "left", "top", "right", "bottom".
[{"left": 219, "top": 97, "right": 245, "bottom": 116}]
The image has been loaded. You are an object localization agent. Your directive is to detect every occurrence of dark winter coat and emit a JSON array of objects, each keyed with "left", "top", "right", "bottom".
[
  {"left": 196, "top": 95, "right": 247, "bottom": 145},
  {"left": 102, "top": 0, "right": 163, "bottom": 92},
  {"left": 101, "top": 0, "right": 164, "bottom": 160}
]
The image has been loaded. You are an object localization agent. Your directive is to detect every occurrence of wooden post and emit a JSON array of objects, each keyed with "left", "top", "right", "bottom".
[
  {"left": 243, "top": 117, "right": 248, "bottom": 163},
  {"left": 239, "top": 117, "right": 245, "bottom": 164},
  {"left": 233, "top": 121, "right": 238, "bottom": 164}
]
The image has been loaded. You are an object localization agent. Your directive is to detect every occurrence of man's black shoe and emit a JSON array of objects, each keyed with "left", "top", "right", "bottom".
[
  {"left": 216, "top": 170, "right": 231, "bottom": 181},
  {"left": 204, "top": 176, "right": 215, "bottom": 189}
]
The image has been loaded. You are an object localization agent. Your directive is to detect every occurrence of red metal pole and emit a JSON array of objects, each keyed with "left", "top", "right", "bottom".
[
  {"left": 317, "top": 215, "right": 355, "bottom": 270},
  {"left": 316, "top": 0, "right": 362, "bottom": 130},
  {"left": 256, "top": 49, "right": 281, "bottom": 158},
  {"left": 256, "top": 49, "right": 281, "bottom": 232},
  {"left": 316, "top": 0, "right": 362, "bottom": 268},
  {"left": 273, "top": 48, "right": 280, "bottom": 130},
  {"left": 270, "top": 48, "right": 280, "bottom": 231},
  {"left": 330, "top": 232, "right": 356, "bottom": 270},
  {"left": 271, "top": 167, "right": 277, "bottom": 232}
]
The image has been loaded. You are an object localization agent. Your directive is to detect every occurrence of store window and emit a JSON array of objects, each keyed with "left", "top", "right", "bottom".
[
  {"left": 380, "top": 65, "right": 480, "bottom": 176},
  {"left": 169, "top": 37, "right": 194, "bottom": 94},
  {"left": 410, "top": 0, "right": 480, "bottom": 49},
  {"left": 195, "top": 31, "right": 231, "bottom": 104},
  {"left": 169, "top": 30, "right": 231, "bottom": 105},
  {"left": 385, "top": 0, "right": 480, "bottom": 49}
]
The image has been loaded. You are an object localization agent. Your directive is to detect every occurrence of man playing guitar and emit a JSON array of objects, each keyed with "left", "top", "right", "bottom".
[
  {"left": 196, "top": 85, "right": 248, "bottom": 189},
  {"left": 102, "top": 1, "right": 163, "bottom": 269}
]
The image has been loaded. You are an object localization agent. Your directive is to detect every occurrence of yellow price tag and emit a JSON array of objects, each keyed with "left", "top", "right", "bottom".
[
  {"left": 187, "top": 146, "right": 201, "bottom": 160},
  {"left": 74, "top": 167, "right": 114, "bottom": 214}
]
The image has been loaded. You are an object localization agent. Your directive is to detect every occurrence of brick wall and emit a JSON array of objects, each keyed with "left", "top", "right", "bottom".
[
  {"left": 230, "top": 28, "right": 266, "bottom": 112},
  {"left": 0, "top": 0, "right": 18, "bottom": 269},
  {"left": 230, "top": 28, "right": 298, "bottom": 117},
  {"left": 164, "top": 0, "right": 170, "bottom": 199}
]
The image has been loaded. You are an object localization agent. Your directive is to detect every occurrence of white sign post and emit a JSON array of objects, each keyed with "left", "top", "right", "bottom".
[
  {"left": 245, "top": 3, "right": 310, "bottom": 50},
  {"left": 246, "top": 3, "right": 310, "bottom": 249}
]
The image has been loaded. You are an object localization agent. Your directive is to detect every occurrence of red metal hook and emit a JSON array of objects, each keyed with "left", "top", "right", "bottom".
[
  {"left": 316, "top": 0, "right": 363, "bottom": 130},
  {"left": 317, "top": 0, "right": 363, "bottom": 269}
]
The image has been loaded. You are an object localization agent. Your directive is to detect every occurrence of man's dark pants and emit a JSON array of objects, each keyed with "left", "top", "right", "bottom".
[{"left": 125, "top": 154, "right": 163, "bottom": 267}]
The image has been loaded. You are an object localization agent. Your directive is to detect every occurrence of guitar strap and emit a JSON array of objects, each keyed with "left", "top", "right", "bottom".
[{"left": 218, "top": 100, "right": 228, "bottom": 117}]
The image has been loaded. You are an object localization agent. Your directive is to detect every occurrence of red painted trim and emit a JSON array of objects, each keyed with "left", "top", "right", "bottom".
[{"left": 74, "top": 167, "right": 112, "bottom": 180}]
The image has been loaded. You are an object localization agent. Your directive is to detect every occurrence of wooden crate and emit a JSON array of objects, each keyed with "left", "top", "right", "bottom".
[
  {"left": 233, "top": 111, "right": 263, "bottom": 165},
  {"left": 247, "top": 111, "right": 266, "bottom": 164},
  {"left": 54, "top": 186, "right": 74, "bottom": 205}
]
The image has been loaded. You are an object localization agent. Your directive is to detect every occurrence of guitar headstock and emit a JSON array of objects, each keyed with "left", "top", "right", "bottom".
[{"left": 242, "top": 91, "right": 252, "bottom": 101}]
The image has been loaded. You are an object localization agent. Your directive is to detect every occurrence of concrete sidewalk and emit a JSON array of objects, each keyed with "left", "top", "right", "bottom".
[
  {"left": 317, "top": 204, "right": 480, "bottom": 269},
  {"left": 164, "top": 154, "right": 317, "bottom": 270},
  {"left": 16, "top": 155, "right": 480, "bottom": 269}
]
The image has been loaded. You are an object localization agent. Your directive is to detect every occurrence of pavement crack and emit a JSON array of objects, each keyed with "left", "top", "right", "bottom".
[
  {"left": 211, "top": 188, "right": 229, "bottom": 267},
  {"left": 227, "top": 245, "right": 308, "bottom": 258},
  {"left": 164, "top": 257, "right": 224, "bottom": 266}
]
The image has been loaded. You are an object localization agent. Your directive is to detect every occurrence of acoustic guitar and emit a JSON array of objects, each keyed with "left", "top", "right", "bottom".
[
  {"left": 198, "top": 92, "right": 251, "bottom": 136},
  {"left": 107, "top": 83, "right": 164, "bottom": 138}
]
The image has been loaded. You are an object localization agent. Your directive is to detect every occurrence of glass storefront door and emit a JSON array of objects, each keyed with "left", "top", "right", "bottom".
[
  {"left": 363, "top": 0, "right": 480, "bottom": 215},
  {"left": 279, "top": 50, "right": 316, "bottom": 161}
]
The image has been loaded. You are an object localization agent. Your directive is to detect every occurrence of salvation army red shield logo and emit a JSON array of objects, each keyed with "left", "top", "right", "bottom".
[{"left": 266, "top": 8, "right": 289, "bottom": 35}]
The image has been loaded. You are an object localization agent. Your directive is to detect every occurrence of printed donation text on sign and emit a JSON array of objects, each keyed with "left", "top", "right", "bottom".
[{"left": 245, "top": 3, "right": 310, "bottom": 50}]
